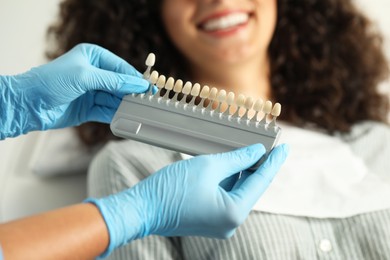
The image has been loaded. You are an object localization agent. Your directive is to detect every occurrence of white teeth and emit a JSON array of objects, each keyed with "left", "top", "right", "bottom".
[
  {"left": 253, "top": 99, "right": 264, "bottom": 112},
  {"left": 202, "top": 13, "right": 249, "bottom": 31}
]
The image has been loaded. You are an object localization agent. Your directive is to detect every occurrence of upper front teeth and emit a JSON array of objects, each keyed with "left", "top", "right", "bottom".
[{"left": 202, "top": 13, "right": 249, "bottom": 31}]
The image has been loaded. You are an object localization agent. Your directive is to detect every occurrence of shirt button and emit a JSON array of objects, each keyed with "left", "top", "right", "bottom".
[{"left": 319, "top": 239, "right": 332, "bottom": 253}]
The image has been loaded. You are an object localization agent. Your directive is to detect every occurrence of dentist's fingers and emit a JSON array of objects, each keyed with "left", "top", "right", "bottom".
[
  {"left": 211, "top": 144, "right": 267, "bottom": 180},
  {"left": 228, "top": 144, "right": 289, "bottom": 209}
]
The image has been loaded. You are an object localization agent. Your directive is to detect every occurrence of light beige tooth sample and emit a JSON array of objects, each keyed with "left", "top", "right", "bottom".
[
  {"left": 156, "top": 75, "right": 166, "bottom": 89},
  {"left": 271, "top": 103, "right": 282, "bottom": 117},
  {"left": 173, "top": 79, "right": 183, "bottom": 93},
  {"left": 145, "top": 53, "right": 156, "bottom": 67},
  {"left": 199, "top": 85, "right": 210, "bottom": 99},
  {"left": 216, "top": 89, "right": 227, "bottom": 112},
  {"left": 208, "top": 87, "right": 218, "bottom": 100},
  {"left": 263, "top": 100, "right": 273, "bottom": 114},
  {"left": 217, "top": 89, "right": 227, "bottom": 102},
  {"left": 226, "top": 92, "right": 235, "bottom": 105},
  {"left": 191, "top": 83, "right": 201, "bottom": 96},
  {"left": 149, "top": 71, "right": 159, "bottom": 85},
  {"left": 199, "top": 85, "right": 210, "bottom": 107},
  {"left": 234, "top": 94, "right": 246, "bottom": 117},
  {"left": 165, "top": 77, "right": 175, "bottom": 91},
  {"left": 182, "top": 81, "right": 192, "bottom": 95},
  {"left": 253, "top": 98, "right": 264, "bottom": 121}
]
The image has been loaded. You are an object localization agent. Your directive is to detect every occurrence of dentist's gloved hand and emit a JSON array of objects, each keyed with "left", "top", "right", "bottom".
[
  {"left": 0, "top": 43, "right": 149, "bottom": 139},
  {"left": 87, "top": 143, "right": 289, "bottom": 258}
]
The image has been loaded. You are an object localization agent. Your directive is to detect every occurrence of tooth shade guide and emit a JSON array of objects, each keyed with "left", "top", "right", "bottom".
[{"left": 114, "top": 52, "right": 282, "bottom": 167}]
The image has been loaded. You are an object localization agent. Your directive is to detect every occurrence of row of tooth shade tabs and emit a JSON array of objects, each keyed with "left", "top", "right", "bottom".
[{"left": 143, "top": 53, "right": 281, "bottom": 124}]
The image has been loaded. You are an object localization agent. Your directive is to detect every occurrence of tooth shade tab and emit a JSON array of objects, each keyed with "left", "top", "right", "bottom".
[
  {"left": 263, "top": 100, "right": 273, "bottom": 114},
  {"left": 244, "top": 97, "right": 254, "bottom": 110},
  {"left": 217, "top": 90, "right": 227, "bottom": 102},
  {"left": 209, "top": 87, "right": 218, "bottom": 100},
  {"left": 226, "top": 92, "right": 235, "bottom": 105},
  {"left": 253, "top": 99, "right": 264, "bottom": 112},
  {"left": 236, "top": 94, "right": 246, "bottom": 107},
  {"left": 182, "top": 81, "right": 192, "bottom": 95},
  {"left": 203, "top": 13, "right": 249, "bottom": 31},
  {"left": 191, "top": 83, "right": 201, "bottom": 96},
  {"left": 149, "top": 71, "right": 159, "bottom": 84},
  {"left": 156, "top": 75, "right": 166, "bottom": 89},
  {"left": 173, "top": 80, "right": 183, "bottom": 93},
  {"left": 145, "top": 53, "right": 156, "bottom": 67},
  {"left": 165, "top": 77, "right": 175, "bottom": 90},
  {"left": 200, "top": 85, "right": 210, "bottom": 98},
  {"left": 271, "top": 103, "right": 282, "bottom": 117}
]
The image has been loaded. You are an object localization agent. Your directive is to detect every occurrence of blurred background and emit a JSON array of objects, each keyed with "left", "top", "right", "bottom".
[{"left": 0, "top": 0, "right": 389, "bottom": 222}]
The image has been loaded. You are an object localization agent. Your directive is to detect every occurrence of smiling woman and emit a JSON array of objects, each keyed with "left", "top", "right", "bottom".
[{"left": 47, "top": 0, "right": 390, "bottom": 259}]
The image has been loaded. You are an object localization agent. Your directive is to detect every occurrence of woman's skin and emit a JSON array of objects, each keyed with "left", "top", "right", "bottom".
[{"left": 161, "top": 0, "right": 277, "bottom": 102}]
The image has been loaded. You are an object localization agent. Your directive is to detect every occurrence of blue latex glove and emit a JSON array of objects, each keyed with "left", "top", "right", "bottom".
[
  {"left": 87, "top": 143, "right": 289, "bottom": 258},
  {"left": 0, "top": 43, "right": 149, "bottom": 139}
]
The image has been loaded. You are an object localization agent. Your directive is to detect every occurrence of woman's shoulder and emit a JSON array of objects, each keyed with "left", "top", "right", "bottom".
[
  {"left": 340, "top": 121, "right": 390, "bottom": 177},
  {"left": 341, "top": 121, "right": 390, "bottom": 142}
]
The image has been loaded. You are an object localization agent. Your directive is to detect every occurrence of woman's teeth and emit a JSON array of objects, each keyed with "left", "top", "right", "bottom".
[{"left": 202, "top": 13, "right": 249, "bottom": 31}]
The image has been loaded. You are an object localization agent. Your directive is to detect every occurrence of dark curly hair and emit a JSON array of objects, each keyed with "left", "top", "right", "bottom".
[{"left": 47, "top": 0, "right": 389, "bottom": 146}]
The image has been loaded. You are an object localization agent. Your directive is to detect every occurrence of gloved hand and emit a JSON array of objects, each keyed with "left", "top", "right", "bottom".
[
  {"left": 87, "top": 143, "right": 289, "bottom": 258},
  {"left": 0, "top": 43, "right": 149, "bottom": 139}
]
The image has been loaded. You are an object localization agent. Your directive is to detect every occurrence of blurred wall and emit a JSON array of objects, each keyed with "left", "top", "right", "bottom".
[{"left": 0, "top": 0, "right": 61, "bottom": 75}]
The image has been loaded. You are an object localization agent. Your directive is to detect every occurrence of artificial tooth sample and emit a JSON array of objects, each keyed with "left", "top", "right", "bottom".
[
  {"left": 269, "top": 103, "right": 282, "bottom": 127},
  {"left": 155, "top": 75, "right": 166, "bottom": 96},
  {"left": 244, "top": 96, "right": 254, "bottom": 119},
  {"left": 180, "top": 81, "right": 193, "bottom": 103},
  {"left": 189, "top": 83, "right": 201, "bottom": 105},
  {"left": 143, "top": 53, "right": 156, "bottom": 79},
  {"left": 146, "top": 70, "right": 159, "bottom": 94},
  {"left": 234, "top": 94, "right": 246, "bottom": 118},
  {"left": 172, "top": 79, "right": 183, "bottom": 101},
  {"left": 199, "top": 85, "right": 210, "bottom": 107},
  {"left": 163, "top": 77, "right": 175, "bottom": 98},
  {"left": 206, "top": 87, "right": 218, "bottom": 110},
  {"left": 148, "top": 71, "right": 159, "bottom": 84},
  {"left": 216, "top": 89, "right": 227, "bottom": 112},
  {"left": 253, "top": 98, "right": 264, "bottom": 121},
  {"left": 225, "top": 92, "right": 235, "bottom": 114},
  {"left": 260, "top": 100, "right": 273, "bottom": 124}
]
